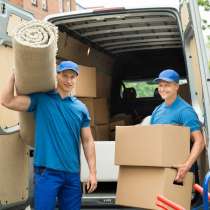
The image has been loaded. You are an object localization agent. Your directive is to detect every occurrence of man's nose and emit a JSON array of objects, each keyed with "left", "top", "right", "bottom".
[{"left": 66, "top": 78, "right": 72, "bottom": 83}]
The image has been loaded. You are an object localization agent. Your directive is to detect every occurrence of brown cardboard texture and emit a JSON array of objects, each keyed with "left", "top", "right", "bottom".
[
  {"left": 79, "top": 98, "right": 109, "bottom": 126},
  {"left": 91, "top": 125, "right": 109, "bottom": 140},
  {"left": 74, "top": 65, "right": 111, "bottom": 98},
  {"left": 115, "top": 125, "right": 190, "bottom": 167},
  {"left": 0, "top": 133, "right": 29, "bottom": 205},
  {"left": 116, "top": 167, "right": 193, "bottom": 210},
  {"left": 75, "top": 65, "right": 96, "bottom": 97}
]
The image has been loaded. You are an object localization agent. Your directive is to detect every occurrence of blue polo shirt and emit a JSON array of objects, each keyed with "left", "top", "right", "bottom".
[
  {"left": 151, "top": 96, "right": 201, "bottom": 133},
  {"left": 27, "top": 91, "right": 90, "bottom": 173}
]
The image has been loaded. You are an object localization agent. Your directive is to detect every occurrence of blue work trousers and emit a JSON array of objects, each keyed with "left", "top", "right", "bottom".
[{"left": 34, "top": 167, "right": 81, "bottom": 210}]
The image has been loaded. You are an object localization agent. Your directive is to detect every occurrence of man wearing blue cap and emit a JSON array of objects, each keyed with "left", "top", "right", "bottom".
[
  {"left": 1, "top": 60, "right": 97, "bottom": 210},
  {"left": 151, "top": 69, "right": 205, "bottom": 182}
]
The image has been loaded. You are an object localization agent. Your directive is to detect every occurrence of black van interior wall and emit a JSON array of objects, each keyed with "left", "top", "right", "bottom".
[
  {"left": 110, "top": 48, "right": 187, "bottom": 122},
  {"left": 114, "top": 48, "right": 186, "bottom": 80}
]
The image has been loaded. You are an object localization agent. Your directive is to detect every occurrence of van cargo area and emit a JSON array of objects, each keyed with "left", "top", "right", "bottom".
[
  {"left": 53, "top": 8, "right": 188, "bottom": 120},
  {"left": 46, "top": 8, "right": 196, "bottom": 206}
]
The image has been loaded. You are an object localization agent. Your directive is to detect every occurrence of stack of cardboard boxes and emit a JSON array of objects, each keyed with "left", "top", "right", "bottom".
[
  {"left": 74, "top": 65, "right": 111, "bottom": 141},
  {"left": 115, "top": 125, "right": 193, "bottom": 210}
]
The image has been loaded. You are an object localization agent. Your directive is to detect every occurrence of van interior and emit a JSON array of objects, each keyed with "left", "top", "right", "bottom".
[{"left": 54, "top": 8, "right": 190, "bottom": 124}]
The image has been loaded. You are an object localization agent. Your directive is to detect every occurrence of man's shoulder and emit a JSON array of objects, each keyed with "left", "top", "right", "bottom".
[
  {"left": 177, "top": 96, "right": 193, "bottom": 110},
  {"left": 28, "top": 91, "right": 56, "bottom": 103},
  {"left": 176, "top": 97, "right": 199, "bottom": 120},
  {"left": 28, "top": 91, "right": 51, "bottom": 96},
  {"left": 73, "top": 97, "right": 83, "bottom": 105},
  {"left": 73, "top": 97, "right": 89, "bottom": 111}
]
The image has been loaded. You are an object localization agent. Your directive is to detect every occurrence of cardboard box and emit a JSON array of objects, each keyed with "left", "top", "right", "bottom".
[
  {"left": 115, "top": 125, "right": 190, "bottom": 167},
  {"left": 74, "top": 65, "right": 111, "bottom": 98},
  {"left": 75, "top": 65, "right": 96, "bottom": 97},
  {"left": 91, "top": 125, "right": 109, "bottom": 140},
  {"left": 80, "top": 141, "right": 119, "bottom": 182},
  {"left": 80, "top": 98, "right": 109, "bottom": 126},
  {"left": 116, "top": 167, "right": 193, "bottom": 210}
]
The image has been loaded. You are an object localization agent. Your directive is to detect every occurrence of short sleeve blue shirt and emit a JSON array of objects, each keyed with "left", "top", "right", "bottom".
[
  {"left": 27, "top": 91, "right": 90, "bottom": 173},
  {"left": 151, "top": 96, "right": 201, "bottom": 133}
]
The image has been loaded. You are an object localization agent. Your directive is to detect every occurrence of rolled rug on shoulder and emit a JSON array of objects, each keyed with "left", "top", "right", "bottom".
[
  {"left": 13, "top": 20, "right": 58, "bottom": 147},
  {"left": 13, "top": 20, "right": 58, "bottom": 93}
]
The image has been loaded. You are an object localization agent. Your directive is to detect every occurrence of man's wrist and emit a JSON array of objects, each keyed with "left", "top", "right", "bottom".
[
  {"left": 184, "top": 161, "right": 192, "bottom": 171},
  {"left": 89, "top": 170, "right": 96, "bottom": 176}
]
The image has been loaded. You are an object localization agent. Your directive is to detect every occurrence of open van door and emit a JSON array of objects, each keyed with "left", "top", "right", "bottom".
[
  {"left": 0, "top": 1, "right": 34, "bottom": 209},
  {"left": 180, "top": 0, "right": 210, "bottom": 180}
]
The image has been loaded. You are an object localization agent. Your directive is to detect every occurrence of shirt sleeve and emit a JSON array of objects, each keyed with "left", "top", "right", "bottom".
[
  {"left": 27, "top": 93, "right": 40, "bottom": 112},
  {"left": 150, "top": 105, "right": 161, "bottom": 124},
  {"left": 180, "top": 107, "right": 201, "bottom": 132},
  {"left": 81, "top": 105, "right": 91, "bottom": 128}
]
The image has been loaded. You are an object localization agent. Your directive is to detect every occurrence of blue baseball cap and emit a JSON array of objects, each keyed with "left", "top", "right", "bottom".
[
  {"left": 56, "top": 61, "right": 79, "bottom": 75},
  {"left": 153, "top": 69, "right": 180, "bottom": 83}
]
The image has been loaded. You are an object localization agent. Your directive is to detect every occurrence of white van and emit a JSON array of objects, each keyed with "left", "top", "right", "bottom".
[{"left": 0, "top": 0, "right": 210, "bottom": 209}]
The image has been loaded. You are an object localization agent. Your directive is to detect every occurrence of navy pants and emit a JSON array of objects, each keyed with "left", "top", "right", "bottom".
[{"left": 34, "top": 167, "right": 81, "bottom": 210}]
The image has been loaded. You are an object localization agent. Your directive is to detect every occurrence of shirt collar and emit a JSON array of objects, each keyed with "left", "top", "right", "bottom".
[
  {"left": 47, "top": 90, "right": 76, "bottom": 101},
  {"left": 163, "top": 96, "right": 180, "bottom": 108}
]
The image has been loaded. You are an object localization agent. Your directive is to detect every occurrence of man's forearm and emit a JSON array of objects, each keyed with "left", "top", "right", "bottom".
[
  {"left": 82, "top": 139, "right": 96, "bottom": 174},
  {"left": 185, "top": 132, "right": 205, "bottom": 169}
]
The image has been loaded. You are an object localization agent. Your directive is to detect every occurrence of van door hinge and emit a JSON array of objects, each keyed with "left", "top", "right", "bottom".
[{"left": 0, "top": 2, "right": 6, "bottom": 14}]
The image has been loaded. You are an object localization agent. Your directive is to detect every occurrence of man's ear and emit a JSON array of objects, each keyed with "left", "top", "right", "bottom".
[
  {"left": 56, "top": 72, "right": 60, "bottom": 80},
  {"left": 56, "top": 73, "right": 60, "bottom": 85}
]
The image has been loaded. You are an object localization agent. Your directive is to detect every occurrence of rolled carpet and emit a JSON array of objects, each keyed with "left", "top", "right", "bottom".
[{"left": 13, "top": 20, "right": 58, "bottom": 146}]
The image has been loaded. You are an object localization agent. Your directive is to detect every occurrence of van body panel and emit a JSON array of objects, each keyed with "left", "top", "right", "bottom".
[
  {"left": 0, "top": 132, "right": 29, "bottom": 209},
  {"left": 0, "top": 2, "right": 33, "bottom": 209},
  {"left": 181, "top": 0, "right": 210, "bottom": 176},
  {"left": 0, "top": 0, "right": 34, "bottom": 46}
]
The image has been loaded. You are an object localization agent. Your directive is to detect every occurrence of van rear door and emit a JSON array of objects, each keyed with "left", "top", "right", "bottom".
[
  {"left": 180, "top": 0, "right": 210, "bottom": 176},
  {"left": 0, "top": 1, "right": 34, "bottom": 209}
]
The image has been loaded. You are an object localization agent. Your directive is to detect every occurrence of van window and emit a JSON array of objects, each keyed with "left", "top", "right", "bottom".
[
  {"left": 122, "top": 79, "right": 188, "bottom": 98},
  {"left": 122, "top": 81, "right": 158, "bottom": 98}
]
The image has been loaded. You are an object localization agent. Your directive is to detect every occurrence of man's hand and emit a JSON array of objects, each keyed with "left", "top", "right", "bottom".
[
  {"left": 86, "top": 172, "right": 97, "bottom": 193},
  {"left": 173, "top": 163, "right": 191, "bottom": 183},
  {"left": 81, "top": 127, "right": 97, "bottom": 193}
]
